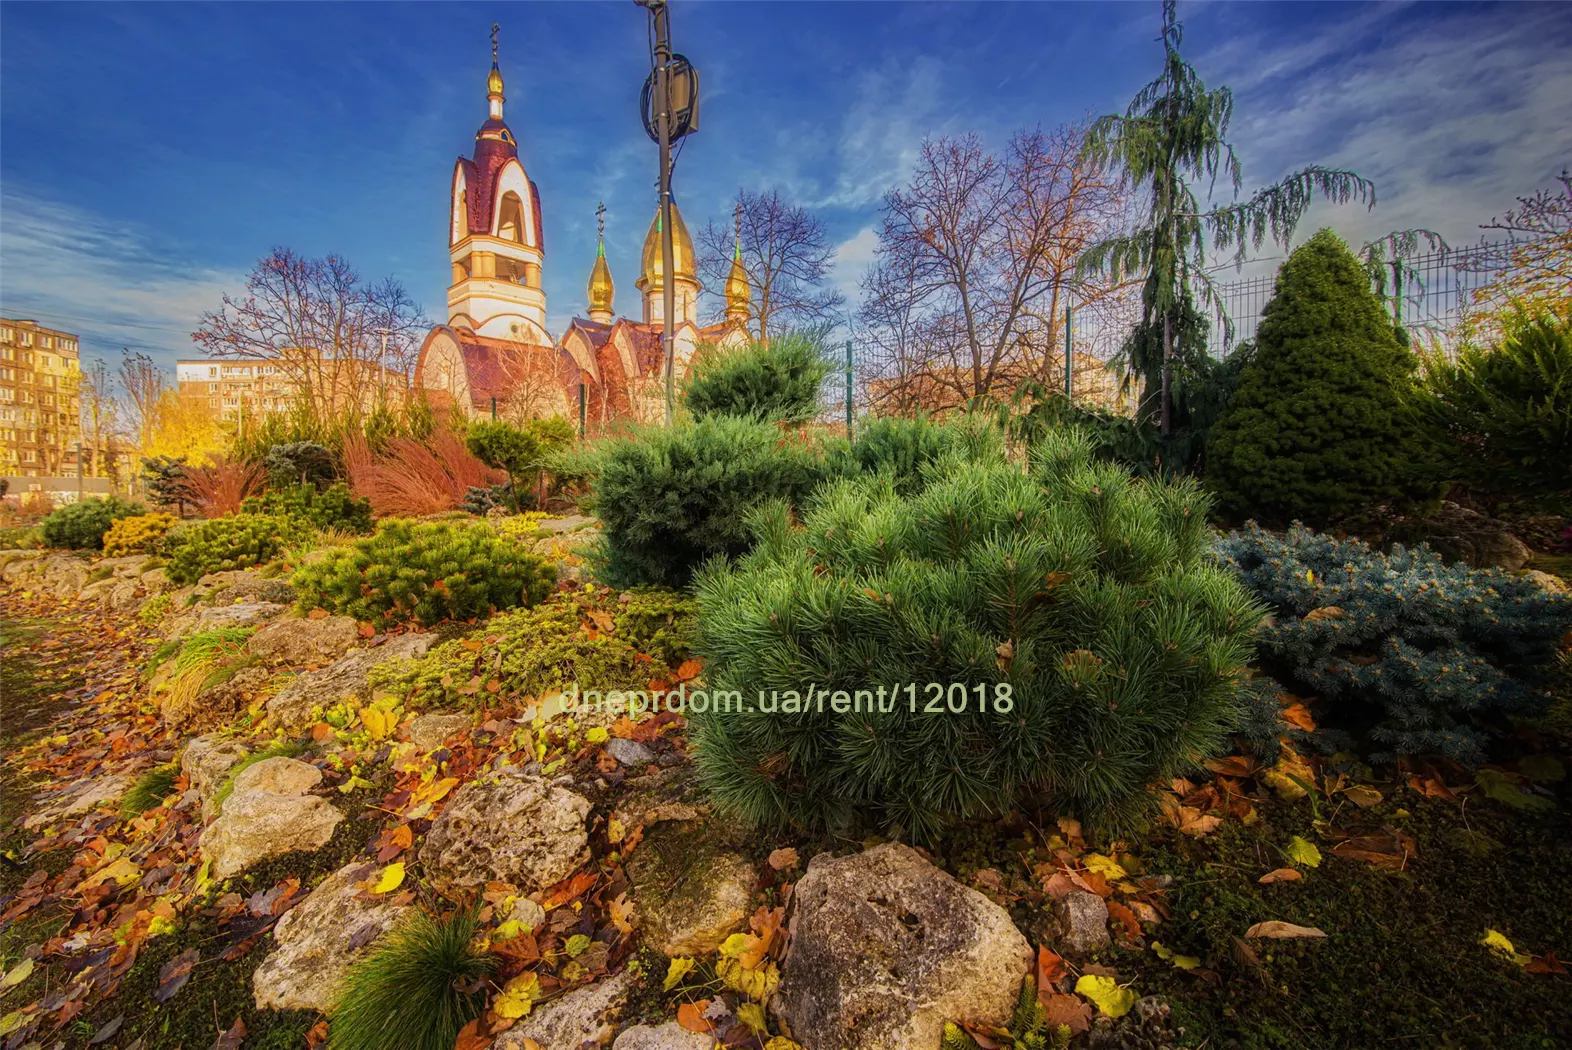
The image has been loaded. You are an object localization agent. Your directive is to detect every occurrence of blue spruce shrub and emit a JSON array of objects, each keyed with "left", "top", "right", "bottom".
[{"left": 1214, "top": 523, "right": 1572, "bottom": 764}]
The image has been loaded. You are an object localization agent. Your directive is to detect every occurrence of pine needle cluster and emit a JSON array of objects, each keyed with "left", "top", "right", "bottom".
[
  {"left": 681, "top": 333, "right": 833, "bottom": 424},
  {"left": 290, "top": 520, "right": 556, "bottom": 628},
  {"left": 165, "top": 513, "right": 313, "bottom": 585},
  {"left": 1215, "top": 523, "right": 1572, "bottom": 763},
  {"left": 689, "top": 427, "right": 1264, "bottom": 840}
]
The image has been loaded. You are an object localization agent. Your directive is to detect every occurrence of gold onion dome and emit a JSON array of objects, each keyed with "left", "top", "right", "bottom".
[
  {"left": 588, "top": 240, "right": 615, "bottom": 314},
  {"left": 725, "top": 242, "right": 750, "bottom": 317},
  {"left": 638, "top": 204, "right": 697, "bottom": 288},
  {"left": 488, "top": 63, "right": 505, "bottom": 98}
]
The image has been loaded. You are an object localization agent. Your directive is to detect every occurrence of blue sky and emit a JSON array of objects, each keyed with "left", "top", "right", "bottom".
[{"left": 1, "top": 1, "right": 1568, "bottom": 371}]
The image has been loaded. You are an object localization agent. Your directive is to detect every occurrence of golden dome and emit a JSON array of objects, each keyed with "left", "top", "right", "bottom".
[
  {"left": 588, "top": 240, "right": 615, "bottom": 315},
  {"left": 637, "top": 203, "right": 698, "bottom": 289},
  {"left": 488, "top": 63, "right": 505, "bottom": 98},
  {"left": 725, "top": 242, "right": 750, "bottom": 319}
]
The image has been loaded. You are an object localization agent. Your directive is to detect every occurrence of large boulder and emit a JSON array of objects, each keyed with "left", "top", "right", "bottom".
[
  {"left": 267, "top": 633, "right": 434, "bottom": 729},
  {"left": 772, "top": 843, "right": 1032, "bottom": 1050},
  {"left": 419, "top": 771, "right": 590, "bottom": 894},
  {"left": 1387, "top": 501, "right": 1534, "bottom": 570},
  {"left": 247, "top": 615, "right": 360, "bottom": 666},
  {"left": 628, "top": 819, "right": 757, "bottom": 957},
  {"left": 492, "top": 970, "right": 632, "bottom": 1049},
  {"left": 252, "top": 861, "right": 411, "bottom": 1013},
  {"left": 610, "top": 1024, "right": 715, "bottom": 1050},
  {"left": 164, "top": 601, "right": 288, "bottom": 641},
  {"left": 181, "top": 735, "right": 251, "bottom": 823},
  {"left": 201, "top": 757, "right": 343, "bottom": 879},
  {"left": 193, "top": 569, "right": 297, "bottom": 606}
]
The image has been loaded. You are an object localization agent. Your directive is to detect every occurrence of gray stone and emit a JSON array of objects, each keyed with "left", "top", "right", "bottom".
[
  {"left": 194, "top": 569, "right": 297, "bottom": 606},
  {"left": 408, "top": 712, "right": 472, "bottom": 750},
  {"left": 247, "top": 614, "right": 360, "bottom": 666},
  {"left": 629, "top": 819, "right": 756, "bottom": 957},
  {"left": 493, "top": 970, "right": 632, "bottom": 1049},
  {"left": 1388, "top": 501, "right": 1534, "bottom": 570},
  {"left": 267, "top": 633, "right": 434, "bottom": 729},
  {"left": 420, "top": 771, "right": 590, "bottom": 894},
  {"left": 181, "top": 735, "right": 251, "bottom": 823},
  {"left": 24, "top": 774, "right": 132, "bottom": 830},
  {"left": 610, "top": 1024, "right": 715, "bottom": 1050},
  {"left": 1520, "top": 569, "right": 1570, "bottom": 596},
  {"left": 105, "top": 579, "right": 144, "bottom": 613},
  {"left": 772, "top": 842, "right": 1032, "bottom": 1050},
  {"left": 605, "top": 737, "right": 656, "bottom": 768},
  {"left": 164, "top": 601, "right": 287, "bottom": 640},
  {"left": 99, "top": 555, "right": 150, "bottom": 578},
  {"left": 535, "top": 514, "right": 597, "bottom": 535},
  {"left": 252, "top": 861, "right": 411, "bottom": 1013},
  {"left": 1056, "top": 890, "right": 1111, "bottom": 954},
  {"left": 140, "top": 566, "right": 172, "bottom": 594},
  {"left": 201, "top": 757, "right": 343, "bottom": 879}
]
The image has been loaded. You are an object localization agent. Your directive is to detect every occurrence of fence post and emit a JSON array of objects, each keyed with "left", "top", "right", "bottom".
[
  {"left": 1392, "top": 259, "right": 1403, "bottom": 325},
  {"left": 490, "top": 397, "right": 497, "bottom": 421},
  {"left": 844, "top": 340, "right": 854, "bottom": 440},
  {"left": 578, "top": 382, "right": 586, "bottom": 438},
  {"left": 1064, "top": 305, "right": 1073, "bottom": 399}
]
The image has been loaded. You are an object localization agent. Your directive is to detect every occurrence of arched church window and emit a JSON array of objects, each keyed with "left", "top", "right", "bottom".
[{"left": 498, "top": 192, "right": 526, "bottom": 243}]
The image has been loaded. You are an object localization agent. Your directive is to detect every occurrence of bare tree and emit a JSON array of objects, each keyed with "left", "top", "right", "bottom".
[
  {"left": 192, "top": 248, "right": 428, "bottom": 423},
  {"left": 78, "top": 359, "right": 121, "bottom": 477},
  {"left": 697, "top": 189, "right": 845, "bottom": 343},
  {"left": 858, "top": 127, "right": 1132, "bottom": 412},
  {"left": 1458, "top": 169, "right": 1572, "bottom": 340},
  {"left": 118, "top": 349, "right": 169, "bottom": 453}
]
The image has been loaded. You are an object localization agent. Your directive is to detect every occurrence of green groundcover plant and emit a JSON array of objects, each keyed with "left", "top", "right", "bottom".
[
  {"left": 290, "top": 519, "right": 555, "bottom": 628},
  {"left": 1214, "top": 523, "right": 1572, "bottom": 764},
  {"left": 40, "top": 496, "right": 146, "bottom": 550},
  {"left": 689, "top": 426, "right": 1264, "bottom": 840}
]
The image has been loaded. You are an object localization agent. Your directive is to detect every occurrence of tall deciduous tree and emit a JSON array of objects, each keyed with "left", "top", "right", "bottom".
[
  {"left": 1077, "top": 0, "right": 1376, "bottom": 434},
  {"left": 118, "top": 349, "right": 168, "bottom": 453},
  {"left": 696, "top": 189, "right": 844, "bottom": 343},
  {"left": 77, "top": 359, "right": 121, "bottom": 477},
  {"left": 1459, "top": 170, "right": 1572, "bottom": 341},
  {"left": 192, "top": 248, "right": 428, "bottom": 424},
  {"left": 859, "top": 126, "right": 1130, "bottom": 412}
]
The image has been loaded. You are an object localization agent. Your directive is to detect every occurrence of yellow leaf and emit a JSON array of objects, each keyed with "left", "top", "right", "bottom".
[
  {"left": 586, "top": 726, "right": 609, "bottom": 744},
  {"left": 1084, "top": 853, "right": 1128, "bottom": 881},
  {"left": 1261, "top": 747, "right": 1314, "bottom": 800},
  {"left": 373, "top": 862, "right": 405, "bottom": 894},
  {"left": 737, "top": 1001, "right": 769, "bottom": 1034},
  {"left": 1342, "top": 785, "right": 1383, "bottom": 808},
  {"left": 1286, "top": 836, "right": 1322, "bottom": 868},
  {"left": 493, "top": 972, "right": 540, "bottom": 1019},
  {"left": 360, "top": 706, "right": 395, "bottom": 740},
  {"left": 663, "top": 956, "right": 696, "bottom": 992},
  {"left": 0, "top": 958, "right": 33, "bottom": 990},
  {"left": 1151, "top": 942, "right": 1201, "bottom": 970},
  {"left": 1480, "top": 929, "right": 1531, "bottom": 966},
  {"left": 1075, "top": 974, "right": 1138, "bottom": 1017},
  {"left": 764, "top": 1040, "right": 804, "bottom": 1050},
  {"left": 84, "top": 856, "right": 140, "bottom": 889},
  {"left": 608, "top": 817, "right": 626, "bottom": 845},
  {"left": 564, "top": 934, "right": 591, "bottom": 958},
  {"left": 495, "top": 920, "right": 527, "bottom": 941},
  {"left": 1245, "top": 921, "right": 1327, "bottom": 939},
  {"left": 718, "top": 956, "right": 779, "bottom": 1001}
]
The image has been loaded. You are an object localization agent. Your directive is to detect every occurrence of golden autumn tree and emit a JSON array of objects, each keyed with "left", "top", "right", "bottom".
[{"left": 143, "top": 391, "right": 224, "bottom": 465}]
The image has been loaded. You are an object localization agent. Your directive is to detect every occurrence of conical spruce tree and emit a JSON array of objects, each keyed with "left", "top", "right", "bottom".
[
  {"left": 1207, "top": 229, "right": 1423, "bottom": 525},
  {"left": 688, "top": 424, "right": 1265, "bottom": 841}
]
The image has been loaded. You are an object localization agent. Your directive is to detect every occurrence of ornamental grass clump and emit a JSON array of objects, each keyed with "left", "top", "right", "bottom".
[
  {"left": 690, "top": 426, "right": 1265, "bottom": 840},
  {"left": 290, "top": 520, "right": 556, "bottom": 629},
  {"left": 1214, "top": 523, "right": 1572, "bottom": 764},
  {"left": 330, "top": 908, "right": 496, "bottom": 1050}
]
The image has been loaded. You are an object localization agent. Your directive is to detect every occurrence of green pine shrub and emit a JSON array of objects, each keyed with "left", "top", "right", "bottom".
[
  {"left": 330, "top": 908, "right": 496, "bottom": 1050},
  {"left": 289, "top": 520, "right": 556, "bottom": 628},
  {"left": 681, "top": 333, "right": 833, "bottom": 424},
  {"left": 828, "top": 414, "right": 1002, "bottom": 495},
  {"left": 263, "top": 440, "right": 336, "bottom": 488},
  {"left": 370, "top": 585, "right": 694, "bottom": 709},
  {"left": 40, "top": 496, "right": 147, "bottom": 550},
  {"left": 1207, "top": 229, "right": 1427, "bottom": 525},
  {"left": 1418, "top": 309, "right": 1572, "bottom": 514},
  {"left": 582, "top": 415, "right": 835, "bottom": 588},
  {"left": 1214, "top": 523, "right": 1572, "bottom": 764},
  {"left": 165, "top": 514, "right": 312, "bottom": 585},
  {"left": 241, "top": 482, "right": 373, "bottom": 533},
  {"left": 466, "top": 418, "right": 576, "bottom": 512},
  {"left": 689, "top": 427, "right": 1265, "bottom": 840},
  {"left": 102, "top": 512, "right": 178, "bottom": 557}
]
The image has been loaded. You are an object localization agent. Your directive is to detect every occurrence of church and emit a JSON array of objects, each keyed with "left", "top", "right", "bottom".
[{"left": 413, "top": 40, "right": 752, "bottom": 430}]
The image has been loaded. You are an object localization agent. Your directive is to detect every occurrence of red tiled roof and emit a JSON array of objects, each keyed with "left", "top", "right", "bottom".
[
  {"left": 458, "top": 129, "right": 520, "bottom": 240},
  {"left": 452, "top": 334, "right": 563, "bottom": 410}
]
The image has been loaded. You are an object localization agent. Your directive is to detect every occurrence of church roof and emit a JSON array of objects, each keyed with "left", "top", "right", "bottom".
[{"left": 448, "top": 331, "right": 571, "bottom": 410}]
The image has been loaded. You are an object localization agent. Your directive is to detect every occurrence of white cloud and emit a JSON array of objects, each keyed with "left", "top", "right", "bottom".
[
  {"left": 0, "top": 186, "right": 245, "bottom": 370},
  {"left": 830, "top": 226, "right": 881, "bottom": 308}
]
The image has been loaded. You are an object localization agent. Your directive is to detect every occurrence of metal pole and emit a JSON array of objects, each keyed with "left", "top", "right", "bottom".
[
  {"left": 844, "top": 340, "right": 853, "bottom": 439},
  {"left": 491, "top": 397, "right": 497, "bottom": 421},
  {"left": 76, "top": 442, "right": 83, "bottom": 501},
  {"left": 1064, "top": 304, "right": 1073, "bottom": 399},
  {"left": 1392, "top": 259, "right": 1403, "bottom": 325},
  {"left": 653, "top": 2, "right": 676, "bottom": 426}
]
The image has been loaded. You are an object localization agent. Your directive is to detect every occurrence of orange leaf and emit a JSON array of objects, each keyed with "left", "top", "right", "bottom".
[
  {"left": 676, "top": 1000, "right": 715, "bottom": 1033},
  {"left": 1204, "top": 756, "right": 1258, "bottom": 778},
  {"left": 1036, "top": 945, "right": 1067, "bottom": 988},
  {"left": 357, "top": 622, "right": 376, "bottom": 639},
  {"left": 1525, "top": 951, "right": 1566, "bottom": 975},
  {"left": 1039, "top": 990, "right": 1092, "bottom": 1034},
  {"left": 1280, "top": 702, "right": 1316, "bottom": 732},
  {"left": 674, "top": 658, "right": 704, "bottom": 683},
  {"left": 453, "top": 1020, "right": 491, "bottom": 1050},
  {"left": 1257, "top": 868, "right": 1303, "bottom": 885},
  {"left": 461, "top": 638, "right": 484, "bottom": 651},
  {"left": 1106, "top": 900, "right": 1143, "bottom": 941},
  {"left": 310, "top": 722, "right": 336, "bottom": 742}
]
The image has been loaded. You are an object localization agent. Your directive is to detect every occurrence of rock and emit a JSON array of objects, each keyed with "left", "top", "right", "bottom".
[
  {"left": 201, "top": 757, "right": 343, "bottom": 879},
  {"left": 0, "top": 550, "right": 43, "bottom": 581},
  {"left": 182, "top": 736, "right": 251, "bottom": 822},
  {"left": 24, "top": 774, "right": 132, "bottom": 830},
  {"left": 77, "top": 578, "right": 120, "bottom": 605},
  {"left": 36, "top": 554, "right": 92, "bottom": 599},
  {"left": 140, "top": 567, "right": 171, "bottom": 594},
  {"left": 493, "top": 970, "right": 632, "bottom": 1049},
  {"left": 772, "top": 842, "right": 1031, "bottom": 1050},
  {"left": 99, "top": 555, "right": 150, "bottom": 578},
  {"left": 194, "top": 569, "right": 297, "bottom": 606},
  {"left": 420, "top": 771, "right": 590, "bottom": 894},
  {"left": 1086, "top": 995, "right": 1181, "bottom": 1050},
  {"left": 164, "top": 601, "right": 288, "bottom": 640},
  {"left": 1388, "top": 501, "right": 1533, "bottom": 570},
  {"left": 247, "top": 615, "right": 360, "bottom": 666},
  {"left": 610, "top": 1024, "right": 715, "bottom": 1050},
  {"left": 106, "top": 579, "right": 144, "bottom": 613},
  {"left": 605, "top": 737, "right": 656, "bottom": 768},
  {"left": 628, "top": 819, "right": 756, "bottom": 957},
  {"left": 267, "top": 633, "right": 434, "bottom": 729},
  {"left": 535, "top": 514, "right": 597, "bottom": 534},
  {"left": 164, "top": 665, "right": 270, "bottom": 733},
  {"left": 1520, "top": 569, "right": 1570, "bottom": 596},
  {"left": 408, "top": 712, "right": 473, "bottom": 750},
  {"left": 1056, "top": 891, "right": 1111, "bottom": 954},
  {"left": 252, "top": 861, "right": 411, "bottom": 1012}
]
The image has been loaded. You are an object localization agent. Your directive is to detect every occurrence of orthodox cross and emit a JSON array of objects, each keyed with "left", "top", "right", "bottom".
[
  {"left": 491, "top": 23, "right": 500, "bottom": 64},
  {"left": 597, "top": 201, "right": 607, "bottom": 241}
]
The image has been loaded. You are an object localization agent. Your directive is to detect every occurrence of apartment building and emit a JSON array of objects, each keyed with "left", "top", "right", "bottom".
[
  {"left": 176, "top": 355, "right": 410, "bottom": 425},
  {"left": 0, "top": 318, "right": 82, "bottom": 476}
]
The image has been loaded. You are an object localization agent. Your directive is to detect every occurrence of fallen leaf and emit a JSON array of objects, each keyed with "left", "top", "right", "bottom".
[
  {"left": 1258, "top": 868, "right": 1303, "bottom": 885},
  {"left": 1286, "top": 836, "right": 1322, "bottom": 868},
  {"left": 372, "top": 862, "right": 405, "bottom": 894},
  {"left": 663, "top": 956, "right": 696, "bottom": 992},
  {"left": 493, "top": 972, "right": 540, "bottom": 1019},
  {"left": 1341, "top": 784, "right": 1383, "bottom": 808},
  {"left": 1083, "top": 853, "right": 1128, "bottom": 880},
  {"left": 1036, "top": 944, "right": 1067, "bottom": 988},
  {"left": 155, "top": 948, "right": 199, "bottom": 1003},
  {"left": 1039, "top": 990, "right": 1092, "bottom": 1034},
  {"left": 1479, "top": 929, "right": 1530, "bottom": 966},
  {"left": 1280, "top": 701, "right": 1316, "bottom": 732},
  {"left": 210, "top": 1016, "right": 248, "bottom": 1050},
  {"left": 1204, "top": 756, "right": 1258, "bottom": 778},
  {"left": 1151, "top": 941, "right": 1201, "bottom": 970},
  {"left": 676, "top": 1000, "right": 715, "bottom": 1033},
  {"left": 768, "top": 847, "right": 800, "bottom": 871},
  {"left": 1525, "top": 951, "right": 1566, "bottom": 975},
  {"left": 86, "top": 1015, "right": 123, "bottom": 1045},
  {"left": 737, "top": 1001, "right": 769, "bottom": 1035},
  {"left": 1245, "top": 921, "right": 1327, "bottom": 940},
  {"left": 1075, "top": 974, "right": 1138, "bottom": 1017},
  {"left": 0, "top": 958, "right": 33, "bottom": 990},
  {"left": 1261, "top": 747, "right": 1315, "bottom": 800}
]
